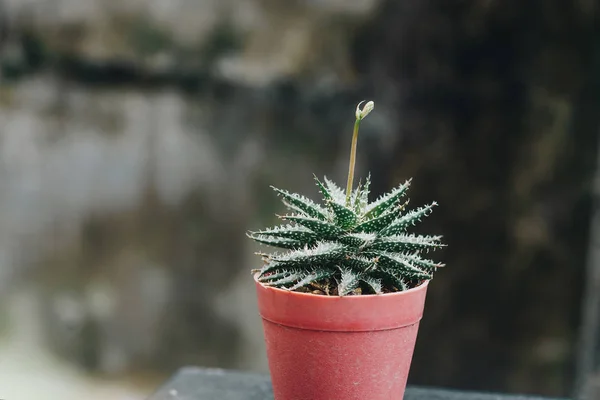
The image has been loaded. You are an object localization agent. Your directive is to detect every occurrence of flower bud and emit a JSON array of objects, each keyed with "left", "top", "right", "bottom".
[{"left": 355, "top": 100, "right": 374, "bottom": 120}]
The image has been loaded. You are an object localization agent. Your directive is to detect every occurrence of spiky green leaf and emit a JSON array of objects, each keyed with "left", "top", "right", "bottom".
[
  {"left": 373, "top": 269, "right": 408, "bottom": 291},
  {"left": 379, "top": 203, "right": 437, "bottom": 236},
  {"left": 261, "top": 271, "right": 304, "bottom": 287},
  {"left": 248, "top": 234, "right": 305, "bottom": 249},
  {"left": 350, "top": 176, "right": 370, "bottom": 214},
  {"left": 272, "top": 187, "right": 328, "bottom": 220},
  {"left": 258, "top": 270, "right": 292, "bottom": 283},
  {"left": 256, "top": 260, "right": 286, "bottom": 277},
  {"left": 326, "top": 200, "right": 358, "bottom": 229},
  {"left": 350, "top": 180, "right": 362, "bottom": 210},
  {"left": 371, "top": 234, "right": 444, "bottom": 253},
  {"left": 356, "top": 174, "right": 371, "bottom": 213},
  {"left": 249, "top": 225, "right": 317, "bottom": 242},
  {"left": 373, "top": 252, "right": 432, "bottom": 280},
  {"left": 364, "top": 179, "right": 412, "bottom": 219},
  {"left": 314, "top": 176, "right": 335, "bottom": 204},
  {"left": 353, "top": 208, "right": 398, "bottom": 233},
  {"left": 282, "top": 215, "right": 343, "bottom": 238},
  {"left": 341, "top": 255, "right": 378, "bottom": 271},
  {"left": 288, "top": 269, "right": 336, "bottom": 291},
  {"left": 360, "top": 276, "right": 383, "bottom": 294},
  {"left": 324, "top": 177, "right": 347, "bottom": 205},
  {"left": 378, "top": 264, "right": 430, "bottom": 281},
  {"left": 400, "top": 252, "right": 445, "bottom": 270},
  {"left": 268, "top": 242, "right": 346, "bottom": 268},
  {"left": 339, "top": 232, "right": 377, "bottom": 248},
  {"left": 337, "top": 269, "right": 360, "bottom": 296}
]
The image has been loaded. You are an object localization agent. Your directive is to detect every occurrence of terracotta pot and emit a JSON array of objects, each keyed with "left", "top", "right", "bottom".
[{"left": 254, "top": 276, "right": 429, "bottom": 400}]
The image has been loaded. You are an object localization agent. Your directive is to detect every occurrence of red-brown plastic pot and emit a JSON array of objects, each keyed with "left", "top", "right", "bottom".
[{"left": 255, "top": 276, "right": 429, "bottom": 400}]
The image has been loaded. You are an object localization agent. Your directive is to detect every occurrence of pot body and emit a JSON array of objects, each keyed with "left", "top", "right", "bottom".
[{"left": 255, "top": 277, "right": 429, "bottom": 400}]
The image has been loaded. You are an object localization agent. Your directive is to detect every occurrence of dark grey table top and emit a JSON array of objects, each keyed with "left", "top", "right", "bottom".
[{"left": 148, "top": 367, "right": 569, "bottom": 400}]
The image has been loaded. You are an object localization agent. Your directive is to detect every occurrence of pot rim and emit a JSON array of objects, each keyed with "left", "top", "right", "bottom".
[
  {"left": 254, "top": 273, "right": 430, "bottom": 331},
  {"left": 253, "top": 272, "right": 429, "bottom": 299}
]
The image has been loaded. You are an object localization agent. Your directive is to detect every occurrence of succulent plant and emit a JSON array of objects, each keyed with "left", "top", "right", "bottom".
[{"left": 248, "top": 101, "right": 445, "bottom": 295}]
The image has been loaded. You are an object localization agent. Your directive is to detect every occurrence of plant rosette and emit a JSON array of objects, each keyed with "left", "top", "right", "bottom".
[{"left": 248, "top": 101, "right": 445, "bottom": 400}]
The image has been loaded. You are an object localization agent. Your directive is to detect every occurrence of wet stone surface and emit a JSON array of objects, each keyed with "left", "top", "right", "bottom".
[{"left": 148, "top": 367, "right": 568, "bottom": 400}]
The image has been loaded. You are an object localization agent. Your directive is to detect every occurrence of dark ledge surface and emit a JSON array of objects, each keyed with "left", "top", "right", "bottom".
[{"left": 147, "top": 367, "right": 569, "bottom": 400}]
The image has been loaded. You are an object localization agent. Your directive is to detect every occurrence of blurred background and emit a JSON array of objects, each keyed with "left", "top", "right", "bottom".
[{"left": 0, "top": 0, "right": 599, "bottom": 399}]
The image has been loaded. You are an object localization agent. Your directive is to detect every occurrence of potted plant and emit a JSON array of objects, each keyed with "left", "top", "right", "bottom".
[{"left": 248, "top": 101, "right": 445, "bottom": 400}]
